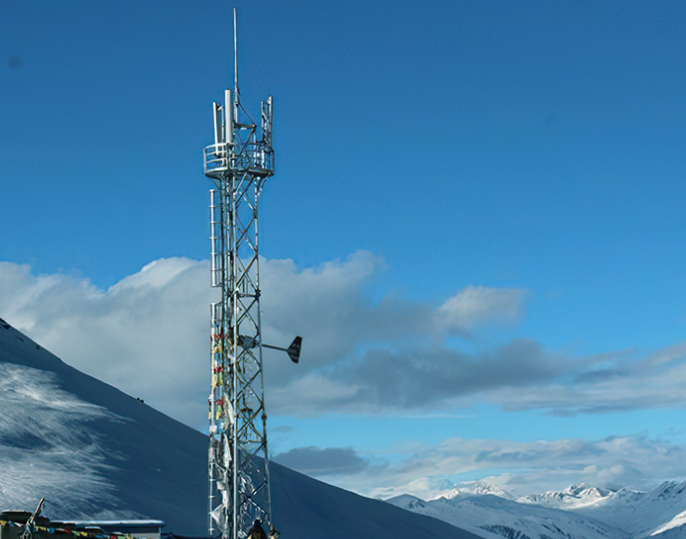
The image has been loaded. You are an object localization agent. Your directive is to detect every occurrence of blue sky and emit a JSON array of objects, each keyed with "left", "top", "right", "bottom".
[{"left": 3, "top": 0, "right": 686, "bottom": 498}]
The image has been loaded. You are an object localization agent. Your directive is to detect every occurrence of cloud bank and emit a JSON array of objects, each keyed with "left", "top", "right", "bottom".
[
  {"left": 275, "top": 435, "right": 686, "bottom": 499},
  {"left": 2, "top": 253, "right": 686, "bottom": 429},
  {"left": 0, "top": 253, "right": 527, "bottom": 427},
  {"left": 4, "top": 254, "right": 686, "bottom": 498}
]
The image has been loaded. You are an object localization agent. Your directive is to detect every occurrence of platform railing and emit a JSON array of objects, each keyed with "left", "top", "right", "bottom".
[{"left": 204, "top": 142, "right": 274, "bottom": 178}]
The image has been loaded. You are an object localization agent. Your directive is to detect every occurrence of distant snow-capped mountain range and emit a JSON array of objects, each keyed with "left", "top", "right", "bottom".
[{"left": 388, "top": 481, "right": 686, "bottom": 539}]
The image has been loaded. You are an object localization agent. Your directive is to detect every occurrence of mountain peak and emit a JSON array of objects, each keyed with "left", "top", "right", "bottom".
[
  {"left": 651, "top": 480, "right": 686, "bottom": 501},
  {"left": 427, "top": 481, "right": 515, "bottom": 502},
  {"left": 518, "top": 483, "right": 614, "bottom": 511}
]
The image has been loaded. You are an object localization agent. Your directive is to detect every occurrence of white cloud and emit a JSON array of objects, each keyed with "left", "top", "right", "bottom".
[
  {"left": 273, "top": 446, "right": 369, "bottom": 476},
  {"left": 4, "top": 254, "right": 686, "bottom": 425},
  {"left": 647, "top": 341, "right": 686, "bottom": 365},
  {"left": 286, "top": 435, "right": 686, "bottom": 500},
  {"left": 491, "top": 344, "right": 686, "bottom": 415},
  {"left": 0, "top": 253, "right": 528, "bottom": 427},
  {"left": 269, "top": 340, "right": 566, "bottom": 415},
  {"left": 437, "top": 285, "right": 527, "bottom": 332}
]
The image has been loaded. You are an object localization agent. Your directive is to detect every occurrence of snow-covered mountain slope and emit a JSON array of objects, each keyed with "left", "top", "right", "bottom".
[
  {"left": 270, "top": 462, "right": 483, "bottom": 539},
  {"left": 391, "top": 480, "right": 686, "bottom": 539},
  {"left": 0, "top": 317, "right": 210, "bottom": 533},
  {"left": 388, "top": 492, "right": 628, "bottom": 539},
  {"left": 0, "top": 319, "right": 482, "bottom": 539},
  {"left": 568, "top": 482, "right": 686, "bottom": 539},
  {"left": 518, "top": 484, "right": 616, "bottom": 510},
  {"left": 511, "top": 481, "right": 686, "bottom": 538},
  {"left": 650, "top": 510, "right": 686, "bottom": 538}
]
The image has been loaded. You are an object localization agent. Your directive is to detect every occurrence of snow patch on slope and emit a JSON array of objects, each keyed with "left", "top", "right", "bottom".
[
  {"left": 0, "top": 362, "right": 132, "bottom": 518},
  {"left": 651, "top": 510, "right": 686, "bottom": 536}
]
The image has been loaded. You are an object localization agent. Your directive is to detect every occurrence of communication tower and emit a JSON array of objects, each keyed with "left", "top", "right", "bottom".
[{"left": 203, "top": 10, "right": 277, "bottom": 539}]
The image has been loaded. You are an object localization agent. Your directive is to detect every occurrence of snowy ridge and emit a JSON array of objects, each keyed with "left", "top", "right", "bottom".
[
  {"left": 390, "top": 480, "right": 686, "bottom": 539},
  {"left": 388, "top": 491, "right": 627, "bottom": 539},
  {"left": 569, "top": 482, "right": 686, "bottom": 538},
  {"left": 518, "top": 484, "right": 616, "bottom": 510},
  {"left": 432, "top": 481, "right": 516, "bottom": 501},
  {"left": 0, "top": 319, "right": 481, "bottom": 539},
  {"left": 517, "top": 481, "right": 686, "bottom": 538}
]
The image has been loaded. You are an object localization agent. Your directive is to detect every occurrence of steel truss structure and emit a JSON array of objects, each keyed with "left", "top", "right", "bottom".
[{"left": 203, "top": 23, "right": 275, "bottom": 537}]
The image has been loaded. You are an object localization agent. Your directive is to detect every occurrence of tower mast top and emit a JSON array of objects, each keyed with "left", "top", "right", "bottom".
[{"left": 233, "top": 7, "right": 239, "bottom": 108}]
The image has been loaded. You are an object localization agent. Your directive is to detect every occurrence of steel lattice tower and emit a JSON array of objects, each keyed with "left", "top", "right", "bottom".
[{"left": 203, "top": 12, "right": 275, "bottom": 538}]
